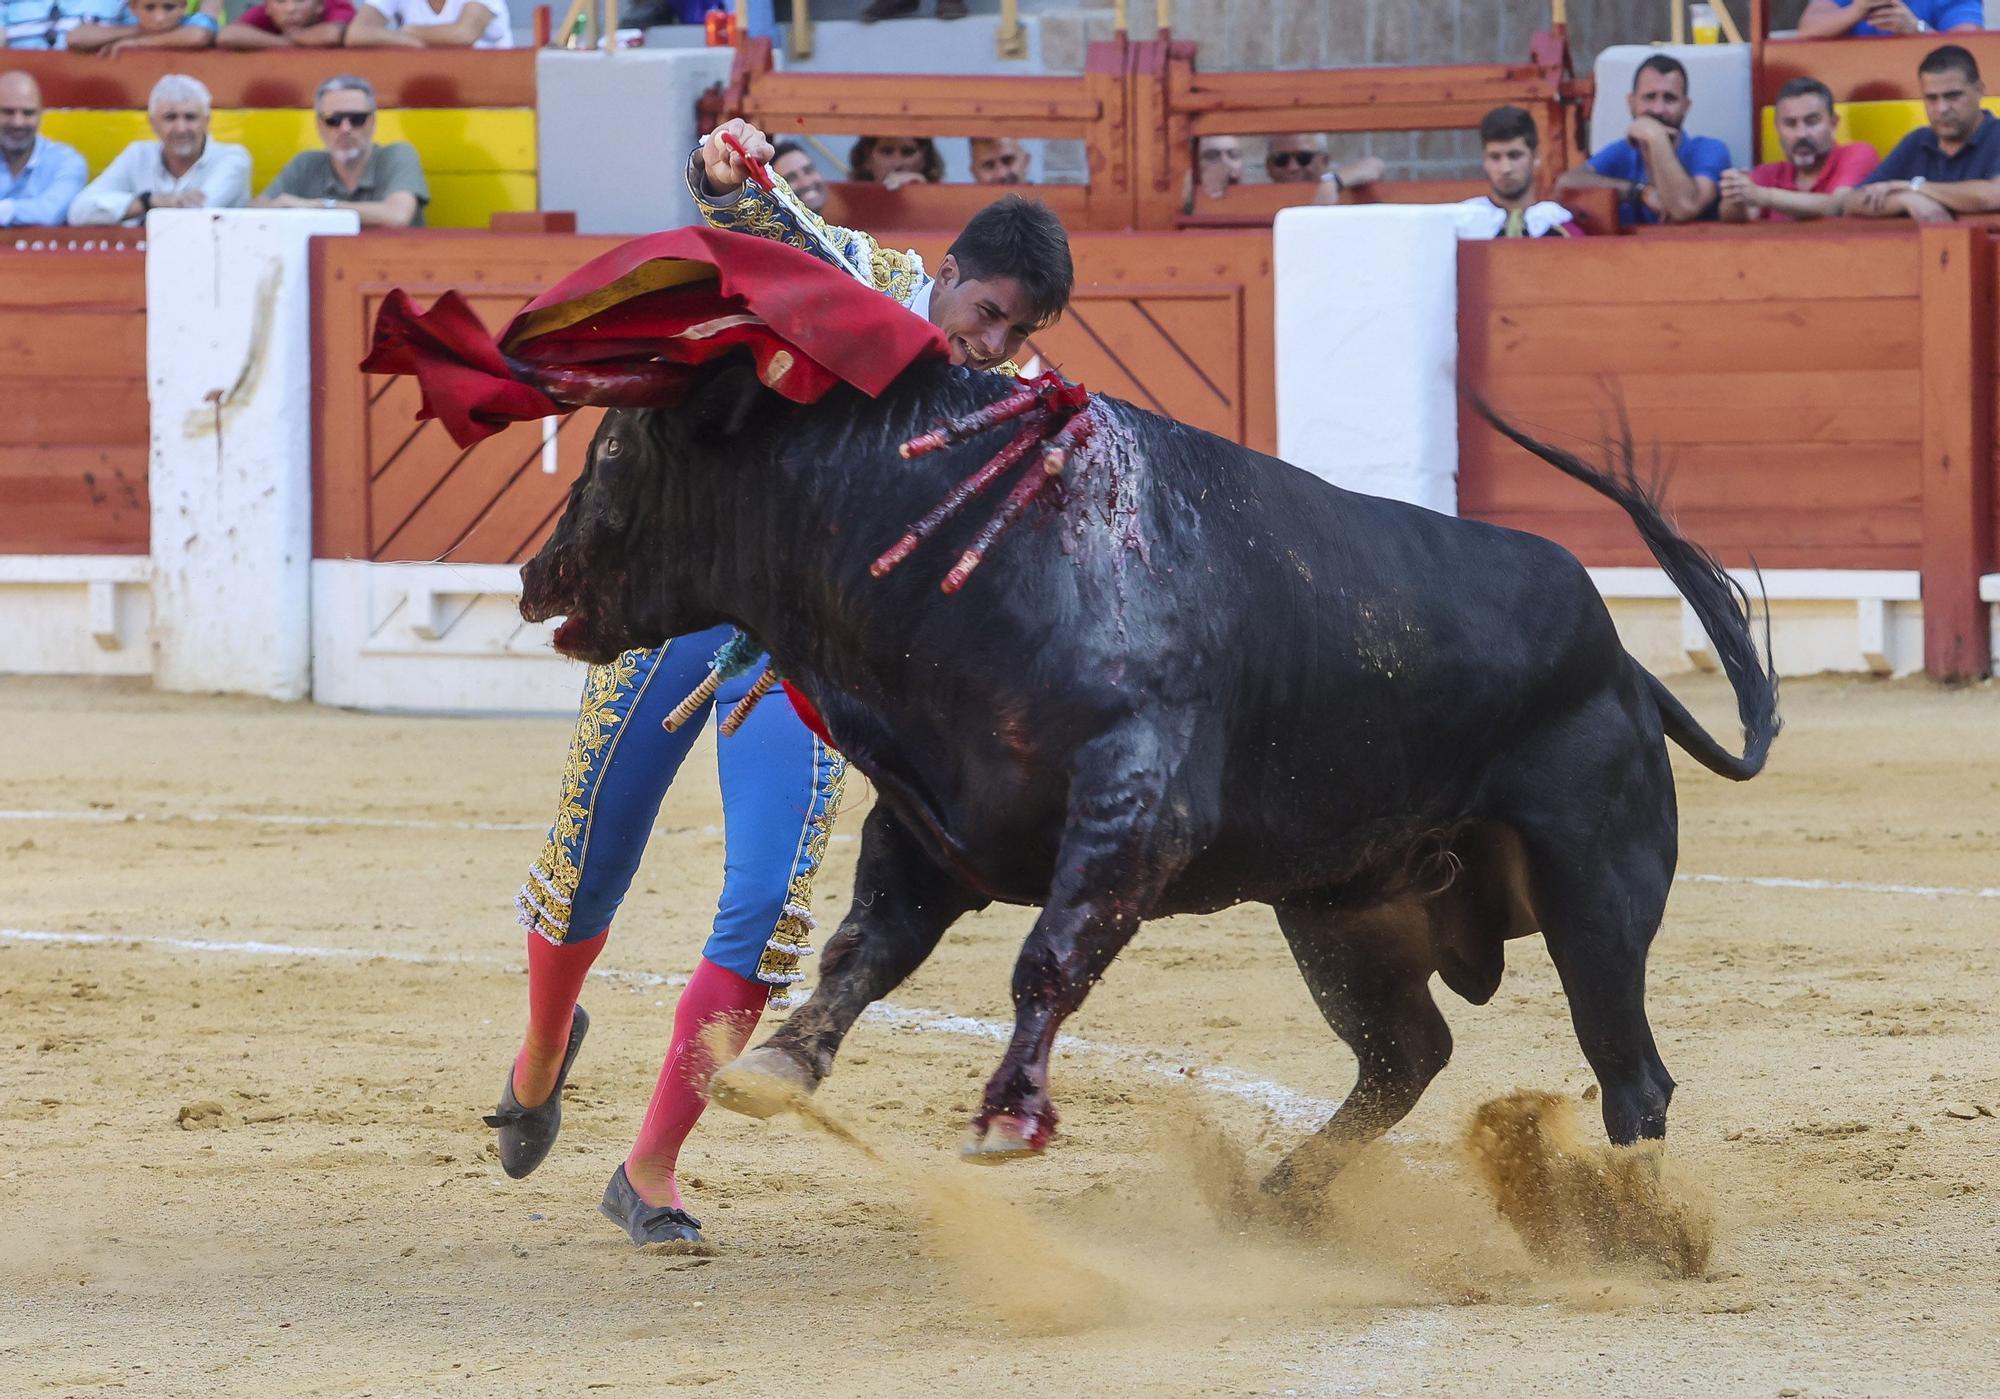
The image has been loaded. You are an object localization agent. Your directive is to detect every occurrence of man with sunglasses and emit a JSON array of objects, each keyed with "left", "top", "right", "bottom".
[
  {"left": 254, "top": 74, "right": 428, "bottom": 227},
  {"left": 1266, "top": 132, "right": 1384, "bottom": 198}
]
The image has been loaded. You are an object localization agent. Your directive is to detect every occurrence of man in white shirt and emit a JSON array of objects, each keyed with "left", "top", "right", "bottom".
[
  {"left": 344, "top": 0, "right": 510, "bottom": 47},
  {"left": 68, "top": 74, "right": 250, "bottom": 226},
  {"left": 1455, "top": 105, "right": 1580, "bottom": 239}
]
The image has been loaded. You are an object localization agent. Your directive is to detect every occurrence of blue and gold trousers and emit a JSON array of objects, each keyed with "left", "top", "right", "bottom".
[{"left": 516, "top": 625, "right": 847, "bottom": 994}]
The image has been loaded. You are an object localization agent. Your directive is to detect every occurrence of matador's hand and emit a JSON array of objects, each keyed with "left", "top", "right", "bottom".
[{"left": 700, "top": 118, "right": 775, "bottom": 194}]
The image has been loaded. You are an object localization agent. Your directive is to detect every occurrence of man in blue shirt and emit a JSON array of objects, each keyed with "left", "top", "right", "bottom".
[
  {"left": 1556, "top": 55, "right": 1732, "bottom": 224},
  {"left": 0, "top": 71, "right": 87, "bottom": 227},
  {"left": 3, "top": 0, "right": 128, "bottom": 47},
  {"left": 1846, "top": 45, "right": 2000, "bottom": 221},
  {"left": 1798, "top": 0, "right": 1980, "bottom": 39}
]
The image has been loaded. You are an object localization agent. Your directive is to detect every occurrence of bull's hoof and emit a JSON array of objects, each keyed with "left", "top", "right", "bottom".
[
  {"left": 707, "top": 1045, "right": 816, "bottom": 1120},
  {"left": 958, "top": 1112, "right": 1049, "bottom": 1165}
]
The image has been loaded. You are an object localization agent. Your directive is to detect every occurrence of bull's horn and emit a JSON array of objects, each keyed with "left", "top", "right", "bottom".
[{"left": 501, "top": 354, "right": 685, "bottom": 409}]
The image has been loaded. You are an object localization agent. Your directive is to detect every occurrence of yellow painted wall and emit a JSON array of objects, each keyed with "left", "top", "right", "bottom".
[
  {"left": 42, "top": 107, "right": 535, "bottom": 228},
  {"left": 1759, "top": 96, "right": 2000, "bottom": 164}
]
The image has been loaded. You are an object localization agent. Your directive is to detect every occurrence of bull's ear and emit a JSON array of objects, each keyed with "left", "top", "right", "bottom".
[{"left": 688, "top": 358, "right": 772, "bottom": 443}]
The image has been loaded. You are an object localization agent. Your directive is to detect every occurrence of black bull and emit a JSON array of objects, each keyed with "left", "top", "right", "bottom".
[{"left": 519, "top": 359, "right": 1778, "bottom": 1189}]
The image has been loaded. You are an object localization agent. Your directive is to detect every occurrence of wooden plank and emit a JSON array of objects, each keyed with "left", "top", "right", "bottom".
[
  {"left": 1756, "top": 33, "right": 2000, "bottom": 105},
  {"left": 1474, "top": 369, "right": 1923, "bottom": 444},
  {"left": 450, "top": 410, "right": 603, "bottom": 565},
  {"left": 1459, "top": 440, "right": 1922, "bottom": 514},
  {"left": 0, "top": 309, "right": 146, "bottom": 378},
  {"left": 1127, "top": 295, "right": 1243, "bottom": 406},
  {"left": 1177, "top": 63, "right": 1560, "bottom": 112},
  {"left": 1917, "top": 225, "right": 1992, "bottom": 678},
  {"left": 374, "top": 430, "right": 547, "bottom": 563},
  {"left": 0, "top": 253, "right": 146, "bottom": 309},
  {"left": 0, "top": 445, "right": 148, "bottom": 554},
  {"left": 0, "top": 377, "right": 148, "bottom": 446},
  {"left": 1469, "top": 509, "right": 1921, "bottom": 570},
  {"left": 1460, "top": 235, "right": 1923, "bottom": 307},
  {"left": 1050, "top": 296, "right": 1238, "bottom": 438},
  {"left": 369, "top": 423, "right": 480, "bottom": 556},
  {"left": 1476, "top": 298, "right": 1922, "bottom": 376},
  {"left": 824, "top": 181, "right": 1088, "bottom": 234},
  {"left": 9, "top": 49, "right": 536, "bottom": 110}
]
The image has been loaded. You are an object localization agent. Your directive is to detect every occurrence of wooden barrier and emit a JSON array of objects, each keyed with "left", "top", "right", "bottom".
[
  {"left": 4, "top": 49, "right": 536, "bottom": 111},
  {"left": 1459, "top": 225, "right": 1994, "bottom": 678},
  {"left": 0, "top": 249, "right": 149, "bottom": 556},
  {"left": 706, "top": 30, "right": 1591, "bottom": 233}
]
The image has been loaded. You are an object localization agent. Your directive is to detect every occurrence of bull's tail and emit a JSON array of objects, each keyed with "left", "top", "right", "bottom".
[{"left": 1471, "top": 400, "right": 1780, "bottom": 782}]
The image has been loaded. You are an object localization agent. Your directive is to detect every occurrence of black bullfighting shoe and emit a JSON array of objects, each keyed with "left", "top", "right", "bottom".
[
  {"left": 483, "top": 1005, "right": 589, "bottom": 1179},
  {"left": 599, "top": 1164, "right": 704, "bottom": 1246}
]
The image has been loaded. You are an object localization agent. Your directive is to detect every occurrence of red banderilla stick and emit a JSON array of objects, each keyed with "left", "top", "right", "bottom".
[
  {"left": 939, "top": 413, "right": 1096, "bottom": 594},
  {"left": 719, "top": 130, "right": 776, "bottom": 193},
  {"left": 897, "top": 383, "right": 1044, "bottom": 460},
  {"left": 871, "top": 409, "right": 1049, "bottom": 578}
]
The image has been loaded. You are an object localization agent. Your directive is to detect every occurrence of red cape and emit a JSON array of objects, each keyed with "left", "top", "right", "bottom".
[{"left": 361, "top": 225, "right": 949, "bottom": 447}]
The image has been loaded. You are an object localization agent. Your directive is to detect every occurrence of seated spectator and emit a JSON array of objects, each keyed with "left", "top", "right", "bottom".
[
  {"left": 1455, "top": 105, "right": 1579, "bottom": 238},
  {"left": 1265, "top": 132, "right": 1385, "bottom": 200},
  {"left": 221, "top": 0, "right": 352, "bottom": 47},
  {"left": 69, "top": 75, "right": 247, "bottom": 226},
  {"left": 970, "top": 136, "right": 1030, "bottom": 186},
  {"left": 1193, "top": 134, "right": 1242, "bottom": 200},
  {"left": 848, "top": 135, "right": 941, "bottom": 191},
  {"left": 771, "top": 139, "right": 826, "bottom": 215},
  {"left": 1555, "top": 55, "right": 1730, "bottom": 224},
  {"left": 253, "top": 75, "right": 428, "bottom": 227},
  {"left": 0, "top": 70, "right": 86, "bottom": 226},
  {"left": 4, "top": 0, "right": 127, "bottom": 48},
  {"left": 345, "top": 0, "right": 509, "bottom": 47},
  {"left": 65, "top": 0, "right": 216, "bottom": 52},
  {"left": 1845, "top": 44, "right": 2000, "bottom": 222},
  {"left": 1719, "top": 77, "right": 1878, "bottom": 222},
  {"left": 1797, "top": 0, "right": 1979, "bottom": 38}
]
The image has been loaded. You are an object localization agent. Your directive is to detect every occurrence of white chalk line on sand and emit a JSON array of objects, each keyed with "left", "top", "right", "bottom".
[
  {"left": 0, "top": 926, "right": 1339, "bottom": 1131},
  {"left": 5, "top": 806, "right": 1989, "bottom": 899}
]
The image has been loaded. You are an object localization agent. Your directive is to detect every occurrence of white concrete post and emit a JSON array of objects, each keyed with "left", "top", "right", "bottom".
[
  {"left": 146, "top": 208, "right": 357, "bottom": 699},
  {"left": 1273, "top": 205, "right": 1460, "bottom": 516}
]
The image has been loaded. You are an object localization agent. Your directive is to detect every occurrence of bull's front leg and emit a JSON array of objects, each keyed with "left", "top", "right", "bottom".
[
  {"left": 963, "top": 729, "right": 1192, "bottom": 1162},
  {"left": 710, "top": 802, "right": 986, "bottom": 1118}
]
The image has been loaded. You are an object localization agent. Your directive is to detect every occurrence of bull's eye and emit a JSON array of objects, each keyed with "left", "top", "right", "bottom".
[{"left": 601, "top": 436, "right": 624, "bottom": 459}]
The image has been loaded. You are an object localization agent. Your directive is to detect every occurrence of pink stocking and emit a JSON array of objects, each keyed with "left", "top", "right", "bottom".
[
  {"left": 624, "top": 957, "right": 767, "bottom": 1208},
  {"left": 512, "top": 930, "right": 605, "bottom": 1107}
]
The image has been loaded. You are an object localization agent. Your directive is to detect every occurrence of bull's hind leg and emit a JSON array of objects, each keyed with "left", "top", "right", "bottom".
[
  {"left": 1513, "top": 690, "right": 1681, "bottom": 1146},
  {"left": 1260, "top": 900, "right": 1453, "bottom": 1205},
  {"left": 709, "top": 802, "right": 985, "bottom": 1117}
]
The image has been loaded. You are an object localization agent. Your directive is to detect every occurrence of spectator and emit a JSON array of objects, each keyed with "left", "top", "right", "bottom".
[
  {"left": 69, "top": 75, "right": 247, "bottom": 226},
  {"left": 1846, "top": 44, "right": 2000, "bottom": 222},
  {"left": 345, "top": 0, "right": 509, "bottom": 47},
  {"left": 1266, "top": 132, "right": 1386, "bottom": 200},
  {"left": 66, "top": 0, "right": 216, "bottom": 51},
  {"left": 1455, "top": 105, "right": 1579, "bottom": 238},
  {"left": 1194, "top": 134, "right": 1242, "bottom": 200},
  {"left": 847, "top": 135, "right": 941, "bottom": 191},
  {"left": 970, "top": 136, "right": 1030, "bottom": 186},
  {"left": 1719, "top": 77, "right": 1878, "bottom": 222},
  {"left": 254, "top": 75, "right": 428, "bottom": 227},
  {"left": 860, "top": 0, "right": 965, "bottom": 20},
  {"left": 1797, "top": 0, "right": 1979, "bottom": 38},
  {"left": 770, "top": 139, "right": 826, "bottom": 215},
  {"left": 4, "top": 0, "right": 126, "bottom": 49},
  {"left": 0, "top": 70, "right": 85, "bottom": 226},
  {"left": 1556, "top": 54, "right": 1730, "bottom": 224},
  {"left": 221, "top": 0, "right": 353, "bottom": 47}
]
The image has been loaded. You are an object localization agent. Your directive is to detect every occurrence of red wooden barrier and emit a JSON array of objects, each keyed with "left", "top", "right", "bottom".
[{"left": 0, "top": 249, "right": 149, "bottom": 555}]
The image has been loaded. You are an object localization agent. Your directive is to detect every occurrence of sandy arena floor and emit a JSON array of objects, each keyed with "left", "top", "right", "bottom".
[{"left": 2, "top": 672, "right": 1997, "bottom": 1398}]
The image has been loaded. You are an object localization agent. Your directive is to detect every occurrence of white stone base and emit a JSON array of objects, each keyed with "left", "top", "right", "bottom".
[
  {"left": 1984, "top": 575, "right": 1999, "bottom": 676},
  {"left": 0, "top": 556, "right": 152, "bottom": 676},
  {"left": 1594, "top": 568, "right": 1927, "bottom": 678},
  {"left": 309, "top": 559, "right": 584, "bottom": 714}
]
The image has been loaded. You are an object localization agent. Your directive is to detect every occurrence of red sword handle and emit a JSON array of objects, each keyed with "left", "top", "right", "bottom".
[{"left": 719, "top": 130, "right": 776, "bottom": 193}]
